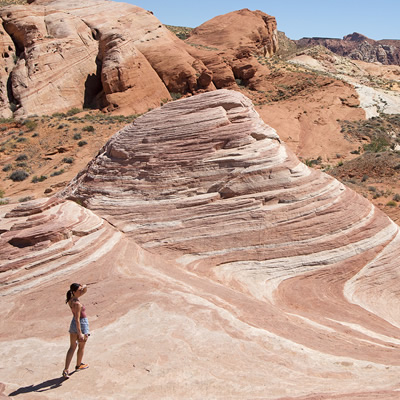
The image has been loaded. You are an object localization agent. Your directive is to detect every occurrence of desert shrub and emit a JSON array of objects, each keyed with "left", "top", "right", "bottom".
[
  {"left": 52, "top": 112, "right": 66, "bottom": 118},
  {"left": 393, "top": 193, "right": 400, "bottom": 202},
  {"left": 32, "top": 132, "right": 39, "bottom": 137},
  {"left": 50, "top": 169, "right": 64, "bottom": 177},
  {"left": 361, "top": 174, "right": 368, "bottom": 182},
  {"left": 386, "top": 200, "right": 397, "bottom": 207},
  {"left": 19, "top": 196, "right": 34, "bottom": 203},
  {"left": 368, "top": 186, "right": 377, "bottom": 192},
  {"left": 363, "top": 137, "right": 390, "bottom": 153},
  {"left": 31, "top": 175, "right": 47, "bottom": 183},
  {"left": 78, "top": 140, "right": 87, "bottom": 147},
  {"left": 16, "top": 154, "right": 28, "bottom": 161},
  {"left": 82, "top": 125, "right": 94, "bottom": 132},
  {"left": 0, "top": 198, "right": 9, "bottom": 205},
  {"left": 10, "top": 170, "right": 29, "bottom": 181},
  {"left": 62, "top": 157, "right": 74, "bottom": 164},
  {"left": 2, "top": 164, "right": 12, "bottom": 172},
  {"left": 170, "top": 92, "right": 182, "bottom": 100},
  {"left": 16, "top": 162, "right": 28, "bottom": 168},
  {"left": 73, "top": 133, "right": 82, "bottom": 140},
  {"left": 16, "top": 137, "right": 27, "bottom": 142},
  {"left": 66, "top": 107, "right": 81, "bottom": 116},
  {"left": 23, "top": 119, "right": 38, "bottom": 132},
  {"left": 0, "top": 188, "right": 4, "bottom": 198}
]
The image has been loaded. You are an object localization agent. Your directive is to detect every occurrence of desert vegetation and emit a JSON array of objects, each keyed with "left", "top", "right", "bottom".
[
  {"left": 165, "top": 25, "right": 193, "bottom": 40},
  {"left": 0, "top": 109, "right": 141, "bottom": 199}
]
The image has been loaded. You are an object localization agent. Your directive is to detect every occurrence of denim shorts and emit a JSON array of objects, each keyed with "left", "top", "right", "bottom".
[{"left": 69, "top": 317, "right": 90, "bottom": 335}]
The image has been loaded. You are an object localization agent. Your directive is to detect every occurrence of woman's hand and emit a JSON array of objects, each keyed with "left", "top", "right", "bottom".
[
  {"left": 78, "top": 333, "right": 85, "bottom": 342},
  {"left": 80, "top": 285, "right": 88, "bottom": 295}
]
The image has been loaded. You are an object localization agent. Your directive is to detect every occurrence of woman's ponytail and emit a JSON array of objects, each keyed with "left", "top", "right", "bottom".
[{"left": 65, "top": 290, "right": 72, "bottom": 304}]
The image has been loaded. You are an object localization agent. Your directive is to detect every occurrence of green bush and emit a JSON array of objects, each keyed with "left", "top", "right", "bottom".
[
  {"left": 16, "top": 154, "right": 28, "bottom": 161},
  {"left": 0, "top": 188, "right": 4, "bottom": 198},
  {"left": 78, "top": 140, "right": 87, "bottom": 147},
  {"left": 2, "top": 164, "right": 12, "bottom": 172},
  {"left": 19, "top": 196, "right": 34, "bottom": 203},
  {"left": 31, "top": 175, "right": 47, "bottom": 183},
  {"left": 170, "top": 92, "right": 182, "bottom": 100},
  {"left": 82, "top": 125, "right": 94, "bottom": 132},
  {"left": 66, "top": 107, "right": 81, "bottom": 116},
  {"left": 386, "top": 200, "right": 397, "bottom": 207},
  {"left": 393, "top": 194, "right": 400, "bottom": 202},
  {"left": 10, "top": 170, "right": 29, "bottom": 181},
  {"left": 73, "top": 133, "right": 82, "bottom": 140},
  {"left": 23, "top": 119, "right": 38, "bottom": 132},
  {"left": 363, "top": 137, "right": 390, "bottom": 153},
  {"left": 62, "top": 157, "right": 74, "bottom": 164},
  {"left": 50, "top": 169, "right": 64, "bottom": 177}
]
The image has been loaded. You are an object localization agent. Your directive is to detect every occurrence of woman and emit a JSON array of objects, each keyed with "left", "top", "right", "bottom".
[{"left": 62, "top": 283, "right": 90, "bottom": 378}]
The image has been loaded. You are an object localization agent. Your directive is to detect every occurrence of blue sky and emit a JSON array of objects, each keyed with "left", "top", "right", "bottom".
[{"left": 114, "top": 0, "right": 399, "bottom": 40}]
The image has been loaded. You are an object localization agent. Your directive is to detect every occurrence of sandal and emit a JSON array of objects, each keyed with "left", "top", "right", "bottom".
[
  {"left": 75, "top": 363, "right": 89, "bottom": 370},
  {"left": 62, "top": 369, "right": 70, "bottom": 379}
]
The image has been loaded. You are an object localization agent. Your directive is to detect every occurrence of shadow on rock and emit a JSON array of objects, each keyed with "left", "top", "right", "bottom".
[{"left": 8, "top": 374, "right": 75, "bottom": 396}]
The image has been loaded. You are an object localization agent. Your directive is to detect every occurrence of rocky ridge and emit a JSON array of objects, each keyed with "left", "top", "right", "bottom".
[
  {"left": 2, "top": 90, "right": 400, "bottom": 398},
  {"left": 0, "top": 0, "right": 279, "bottom": 119},
  {"left": 297, "top": 32, "right": 400, "bottom": 66}
]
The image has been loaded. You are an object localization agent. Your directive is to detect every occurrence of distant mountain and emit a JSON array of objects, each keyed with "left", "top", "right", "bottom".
[{"left": 296, "top": 32, "right": 400, "bottom": 65}]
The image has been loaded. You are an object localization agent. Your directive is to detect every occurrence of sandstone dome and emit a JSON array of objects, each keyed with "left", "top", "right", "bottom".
[{"left": 1, "top": 90, "right": 400, "bottom": 399}]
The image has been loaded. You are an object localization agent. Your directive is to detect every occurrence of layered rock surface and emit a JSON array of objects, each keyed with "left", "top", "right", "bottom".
[
  {"left": 297, "top": 32, "right": 400, "bottom": 66},
  {"left": 0, "top": 1, "right": 282, "bottom": 119},
  {"left": 0, "top": 0, "right": 214, "bottom": 117},
  {"left": 2, "top": 90, "right": 400, "bottom": 399}
]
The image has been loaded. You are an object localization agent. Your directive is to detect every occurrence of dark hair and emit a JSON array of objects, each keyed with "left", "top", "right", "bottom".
[{"left": 65, "top": 283, "right": 80, "bottom": 304}]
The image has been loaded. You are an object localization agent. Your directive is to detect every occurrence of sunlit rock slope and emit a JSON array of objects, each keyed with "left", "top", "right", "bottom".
[{"left": 1, "top": 89, "right": 400, "bottom": 399}]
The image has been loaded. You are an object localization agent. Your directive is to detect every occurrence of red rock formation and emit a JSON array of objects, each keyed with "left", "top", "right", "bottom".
[
  {"left": 0, "top": 0, "right": 214, "bottom": 117},
  {"left": 188, "top": 8, "right": 279, "bottom": 57},
  {"left": 297, "top": 32, "right": 400, "bottom": 66},
  {"left": 2, "top": 84, "right": 400, "bottom": 400},
  {"left": 0, "top": 22, "right": 15, "bottom": 119},
  {"left": 0, "top": 2, "right": 283, "bottom": 119}
]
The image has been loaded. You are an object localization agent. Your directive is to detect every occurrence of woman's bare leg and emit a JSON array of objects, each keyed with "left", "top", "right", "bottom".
[
  {"left": 76, "top": 337, "right": 87, "bottom": 367},
  {"left": 64, "top": 333, "right": 78, "bottom": 371}
]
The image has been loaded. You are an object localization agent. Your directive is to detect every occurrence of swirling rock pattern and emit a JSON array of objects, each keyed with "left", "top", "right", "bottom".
[{"left": 2, "top": 90, "right": 400, "bottom": 398}]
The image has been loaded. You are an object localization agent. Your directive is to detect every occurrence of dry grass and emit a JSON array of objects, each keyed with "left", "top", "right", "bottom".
[
  {"left": 165, "top": 25, "right": 193, "bottom": 40},
  {"left": 0, "top": 0, "right": 27, "bottom": 6}
]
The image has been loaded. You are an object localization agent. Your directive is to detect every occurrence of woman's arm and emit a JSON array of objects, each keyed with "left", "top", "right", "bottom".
[{"left": 80, "top": 284, "right": 88, "bottom": 295}]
